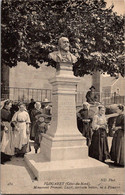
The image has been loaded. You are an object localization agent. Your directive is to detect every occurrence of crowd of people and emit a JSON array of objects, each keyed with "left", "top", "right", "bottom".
[
  {"left": 1, "top": 94, "right": 124, "bottom": 167},
  {"left": 77, "top": 102, "right": 124, "bottom": 166},
  {"left": 1, "top": 98, "right": 52, "bottom": 164}
]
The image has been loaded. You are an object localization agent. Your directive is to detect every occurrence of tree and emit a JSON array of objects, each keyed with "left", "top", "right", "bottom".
[{"left": 1, "top": 0, "right": 124, "bottom": 77}]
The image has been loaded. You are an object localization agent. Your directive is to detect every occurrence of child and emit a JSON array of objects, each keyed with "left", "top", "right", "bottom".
[{"left": 34, "top": 114, "right": 48, "bottom": 153}]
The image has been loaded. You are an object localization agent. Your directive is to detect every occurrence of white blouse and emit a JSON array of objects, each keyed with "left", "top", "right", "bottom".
[
  {"left": 92, "top": 114, "right": 107, "bottom": 130},
  {"left": 12, "top": 111, "right": 30, "bottom": 123}
]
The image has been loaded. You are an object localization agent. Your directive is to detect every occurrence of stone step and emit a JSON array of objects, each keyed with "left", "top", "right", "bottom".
[{"left": 25, "top": 153, "right": 109, "bottom": 181}]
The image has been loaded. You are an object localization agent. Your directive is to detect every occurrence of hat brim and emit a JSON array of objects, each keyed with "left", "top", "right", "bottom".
[
  {"left": 42, "top": 101, "right": 51, "bottom": 104},
  {"left": 89, "top": 86, "right": 95, "bottom": 90}
]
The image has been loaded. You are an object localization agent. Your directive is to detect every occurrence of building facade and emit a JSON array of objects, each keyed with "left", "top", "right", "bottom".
[{"left": 2, "top": 62, "right": 93, "bottom": 104}]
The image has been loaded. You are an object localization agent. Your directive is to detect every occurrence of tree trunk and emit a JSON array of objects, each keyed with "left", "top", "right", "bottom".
[
  {"left": 92, "top": 71, "right": 101, "bottom": 102},
  {"left": 1, "top": 64, "right": 9, "bottom": 99}
]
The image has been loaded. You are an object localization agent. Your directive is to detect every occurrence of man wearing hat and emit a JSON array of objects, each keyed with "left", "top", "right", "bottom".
[
  {"left": 86, "top": 86, "right": 98, "bottom": 104},
  {"left": 42, "top": 98, "right": 52, "bottom": 124}
]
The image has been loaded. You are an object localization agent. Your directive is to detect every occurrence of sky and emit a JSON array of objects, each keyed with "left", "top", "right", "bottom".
[{"left": 105, "top": 0, "right": 124, "bottom": 15}]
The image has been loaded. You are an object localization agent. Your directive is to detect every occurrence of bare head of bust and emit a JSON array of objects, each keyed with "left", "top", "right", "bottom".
[
  {"left": 58, "top": 37, "right": 70, "bottom": 52},
  {"left": 48, "top": 37, "right": 77, "bottom": 64}
]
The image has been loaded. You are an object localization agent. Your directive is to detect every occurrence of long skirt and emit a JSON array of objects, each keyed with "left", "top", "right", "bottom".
[
  {"left": 15, "top": 143, "right": 31, "bottom": 156},
  {"left": 34, "top": 132, "right": 42, "bottom": 151},
  {"left": 1, "top": 122, "right": 15, "bottom": 156},
  {"left": 110, "top": 129, "right": 124, "bottom": 166},
  {"left": 1, "top": 122, "right": 15, "bottom": 163},
  {"left": 30, "top": 122, "right": 36, "bottom": 140},
  {"left": 89, "top": 128, "right": 110, "bottom": 161},
  {"left": 14, "top": 122, "right": 31, "bottom": 155}
]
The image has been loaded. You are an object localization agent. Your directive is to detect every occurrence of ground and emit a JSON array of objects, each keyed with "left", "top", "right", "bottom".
[{"left": 1, "top": 137, "right": 125, "bottom": 194}]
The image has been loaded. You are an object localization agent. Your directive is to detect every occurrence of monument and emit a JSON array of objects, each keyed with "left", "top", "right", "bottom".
[{"left": 25, "top": 37, "right": 108, "bottom": 180}]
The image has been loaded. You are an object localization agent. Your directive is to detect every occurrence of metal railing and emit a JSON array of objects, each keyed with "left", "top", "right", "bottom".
[
  {"left": 1, "top": 86, "right": 52, "bottom": 103},
  {"left": 76, "top": 91, "right": 125, "bottom": 106},
  {"left": 1, "top": 86, "right": 125, "bottom": 105}
]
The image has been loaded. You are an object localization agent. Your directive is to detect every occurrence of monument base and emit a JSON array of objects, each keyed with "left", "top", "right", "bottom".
[
  {"left": 24, "top": 61, "right": 109, "bottom": 181},
  {"left": 40, "top": 134, "right": 88, "bottom": 161},
  {"left": 25, "top": 153, "right": 108, "bottom": 181}
]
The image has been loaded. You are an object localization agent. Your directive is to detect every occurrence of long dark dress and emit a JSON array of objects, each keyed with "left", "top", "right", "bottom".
[
  {"left": 27, "top": 102, "right": 35, "bottom": 117},
  {"left": 34, "top": 121, "right": 47, "bottom": 153},
  {"left": 89, "top": 114, "right": 110, "bottom": 162},
  {"left": 30, "top": 108, "right": 43, "bottom": 140},
  {"left": 110, "top": 114, "right": 124, "bottom": 166},
  {"left": 1, "top": 107, "right": 14, "bottom": 163}
]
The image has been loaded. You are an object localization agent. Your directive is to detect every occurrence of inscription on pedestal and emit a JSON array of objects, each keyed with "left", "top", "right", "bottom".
[{"left": 52, "top": 95, "right": 76, "bottom": 122}]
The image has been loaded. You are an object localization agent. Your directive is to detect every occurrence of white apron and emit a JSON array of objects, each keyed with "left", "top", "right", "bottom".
[
  {"left": 12, "top": 111, "right": 30, "bottom": 150},
  {"left": 1, "top": 121, "right": 15, "bottom": 155}
]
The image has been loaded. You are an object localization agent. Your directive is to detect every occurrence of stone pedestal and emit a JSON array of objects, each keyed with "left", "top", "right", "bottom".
[
  {"left": 40, "top": 63, "right": 88, "bottom": 161},
  {"left": 25, "top": 62, "right": 108, "bottom": 180}
]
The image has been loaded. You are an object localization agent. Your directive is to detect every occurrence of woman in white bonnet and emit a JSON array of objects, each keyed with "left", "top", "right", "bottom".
[
  {"left": 11, "top": 102, "right": 31, "bottom": 157},
  {"left": 89, "top": 105, "right": 110, "bottom": 162}
]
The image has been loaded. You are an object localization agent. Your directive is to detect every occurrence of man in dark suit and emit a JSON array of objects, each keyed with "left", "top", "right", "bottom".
[{"left": 86, "top": 86, "right": 98, "bottom": 104}]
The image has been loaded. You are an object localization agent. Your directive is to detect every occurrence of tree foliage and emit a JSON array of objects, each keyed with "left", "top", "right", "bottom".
[{"left": 1, "top": 0, "right": 124, "bottom": 77}]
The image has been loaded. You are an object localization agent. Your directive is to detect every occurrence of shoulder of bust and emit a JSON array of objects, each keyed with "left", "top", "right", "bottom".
[
  {"left": 49, "top": 51, "right": 59, "bottom": 56},
  {"left": 70, "top": 52, "right": 77, "bottom": 61}
]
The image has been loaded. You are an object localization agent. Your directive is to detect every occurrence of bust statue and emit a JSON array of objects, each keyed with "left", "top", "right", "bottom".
[{"left": 48, "top": 37, "right": 77, "bottom": 64}]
